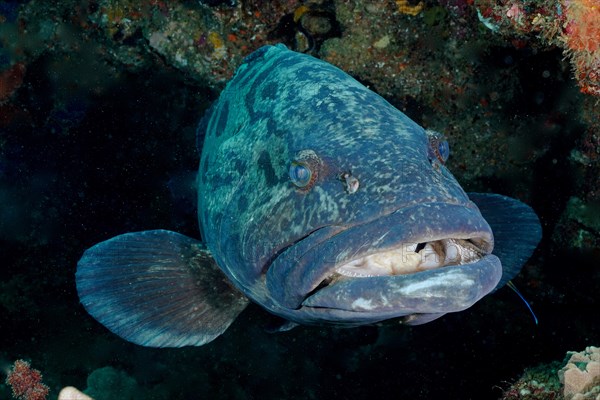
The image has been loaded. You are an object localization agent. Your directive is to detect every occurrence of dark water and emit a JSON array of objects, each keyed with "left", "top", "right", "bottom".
[{"left": 1, "top": 2, "right": 599, "bottom": 400}]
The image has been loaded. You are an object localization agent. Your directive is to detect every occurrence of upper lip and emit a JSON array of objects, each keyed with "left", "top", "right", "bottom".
[{"left": 266, "top": 201, "right": 497, "bottom": 311}]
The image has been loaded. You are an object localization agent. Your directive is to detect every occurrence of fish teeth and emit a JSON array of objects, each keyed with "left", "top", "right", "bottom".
[
  {"left": 335, "top": 239, "right": 483, "bottom": 277},
  {"left": 391, "top": 252, "right": 421, "bottom": 275},
  {"left": 417, "top": 242, "right": 444, "bottom": 270}
]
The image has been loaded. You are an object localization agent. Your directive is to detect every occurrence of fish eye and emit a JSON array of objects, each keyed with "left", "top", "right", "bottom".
[
  {"left": 425, "top": 130, "right": 450, "bottom": 165},
  {"left": 289, "top": 149, "right": 321, "bottom": 190},
  {"left": 289, "top": 161, "right": 313, "bottom": 188},
  {"left": 437, "top": 140, "right": 450, "bottom": 163}
]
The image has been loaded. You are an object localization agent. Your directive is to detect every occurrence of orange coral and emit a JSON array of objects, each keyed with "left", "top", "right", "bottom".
[
  {"left": 563, "top": 0, "right": 600, "bottom": 96},
  {"left": 564, "top": 0, "right": 600, "bottom": 52},
  {"left": 572, "top": 53, "right": 600, "bottom": 96}
]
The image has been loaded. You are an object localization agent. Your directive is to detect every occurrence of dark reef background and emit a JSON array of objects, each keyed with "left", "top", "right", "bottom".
[{"left": 1, "top": 0, "right": 598, "bottom": 399}]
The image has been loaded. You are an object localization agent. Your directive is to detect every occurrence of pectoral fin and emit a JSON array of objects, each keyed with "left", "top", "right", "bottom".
[
  {"left": 468, "top": 193, "right": 542, "bottom": 290},
  {"left": 76, "top": 230, "right": 249, "bottom": 347}
]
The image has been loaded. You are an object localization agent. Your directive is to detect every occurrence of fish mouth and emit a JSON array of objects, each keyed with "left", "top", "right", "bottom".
[
  {"left": 333, "top": 238, "right": 486, "bottom": 278},
  {"left": 265, "top": 201, "right": 502, "bottom": 325},
  {"left": 299, "top": 238, "right": 500, "bottom": 324}
]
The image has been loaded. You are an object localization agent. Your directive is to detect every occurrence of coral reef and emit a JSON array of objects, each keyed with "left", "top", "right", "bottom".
[
  {"left": 500, "top": 347, "right": 600, "bottom": 400},
  {"left": 499, "top": 361, "right": 562, "bottom": 399},
  {"left": 473, "top": 0, "right": 600, "bottom": 97},
  {"left": 563, "top": 0, "right": 600, "bottom": 96},
  {"left": 5, "top": 360, "right": 49, "bottom": 400},
  {"left": 559, "top": 346, "right": 600, "bottom": 400},
  {"left": 554, "top": 197, "right": 600, "bottom": 249}
]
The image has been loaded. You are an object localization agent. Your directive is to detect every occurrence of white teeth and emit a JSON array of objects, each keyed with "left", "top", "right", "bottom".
[
  {"left": 445, "top": 243, "right": 459, "bottom": 264},
  {"left": 391, "top": 251, "right": 421, "bottom": 275},
  {"left": 418, "top": 243, "right": 442, "bottom": 270},
  {"left": 335, "top": 239, "right": 484, "bottom": 277},
  {"left": 403, "top": 242, "right": 418, "bottom": 253}
]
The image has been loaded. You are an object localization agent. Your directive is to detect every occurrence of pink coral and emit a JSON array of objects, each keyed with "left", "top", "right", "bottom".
[
  {"left": 5, "top": 360, "right": 50, "bottom": 400},
  {"left": 558, "top": 346, "right": 600, "bottom": 400},
  {"left": 506, "top": 4, "right": 524, "bottom": 23}
]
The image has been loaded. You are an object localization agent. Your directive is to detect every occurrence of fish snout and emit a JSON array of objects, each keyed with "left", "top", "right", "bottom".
[{"left": 265, "top": 201, "right": 499, "bottom": 325}]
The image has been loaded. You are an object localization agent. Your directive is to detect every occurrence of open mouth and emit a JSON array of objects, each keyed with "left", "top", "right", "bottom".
[
  {"left": 334, "top": 238, "right": 487, "bottom": 278},
  {"left": 299, "top": 234, "right": 501, "bottom": 320},
  {"left": 266, "top": 201, "right": 502, "bottom": 319}
]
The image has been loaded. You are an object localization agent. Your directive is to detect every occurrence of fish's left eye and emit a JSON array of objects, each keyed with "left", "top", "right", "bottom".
[
  {"left": 425, "top": 129, "right": 450, "bottom": 165},
  {"left": 289, "top": 149, "right": 321, "bottom": 191},
  {"left": 289, "top": 161, "right": 313, "bottom": 188}
]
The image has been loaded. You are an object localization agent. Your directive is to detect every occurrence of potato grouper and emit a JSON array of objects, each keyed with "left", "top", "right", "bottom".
[{"left": 76, "top": 45, "right": 542, "bottom": 347}]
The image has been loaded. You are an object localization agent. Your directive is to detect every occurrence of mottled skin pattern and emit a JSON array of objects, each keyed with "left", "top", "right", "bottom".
[{"left": 198, "top": 45, "right": 500, "bottom": 325}]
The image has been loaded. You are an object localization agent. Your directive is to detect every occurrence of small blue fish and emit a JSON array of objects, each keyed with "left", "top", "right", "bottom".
[{"left": 76, "top": 45, "right": 541, "bottom": 347}]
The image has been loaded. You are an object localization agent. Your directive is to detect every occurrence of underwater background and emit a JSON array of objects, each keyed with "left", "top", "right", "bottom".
[{"left": 1, "top": 0, "right": 599, "bottom": 399}]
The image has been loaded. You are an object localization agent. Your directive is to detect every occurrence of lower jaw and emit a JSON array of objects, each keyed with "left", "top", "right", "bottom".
[{"left": 301, "top": 254, "right": 502, "bottom": 316}]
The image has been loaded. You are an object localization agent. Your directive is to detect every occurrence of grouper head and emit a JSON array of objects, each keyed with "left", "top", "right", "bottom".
[{"left": 198, "top": 45, "right": 510, "bottom": 326}]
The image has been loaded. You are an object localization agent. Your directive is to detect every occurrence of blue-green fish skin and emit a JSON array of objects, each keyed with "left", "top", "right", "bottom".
[
  {"left": 199, "top": 45, "right": 500, "bottom": 324},
  {"left": 75, "top": 45, "right": 541, "bottom": 348}
]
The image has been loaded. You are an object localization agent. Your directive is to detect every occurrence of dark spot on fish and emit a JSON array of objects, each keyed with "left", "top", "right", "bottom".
[
  {"left": 277, "top": 216, "right": 291, "bottom": 232},
  {"left": 267, "top": 118, "right": 286, "bottom": 137},
  {"left": 317, "top": 85, "right": 331, "bottom": 100},
  {"left": 215, "top": 101, "right": 229, "bottom": 138},
  {"left": 246, "top": 54, "right": 299, "bottom": 119},
  {"left": 258, "top": 151, "right": 277, "bottom": 186},
  {"left": 260, "top": 82, "right": 278, "bottom": 101},
  {"left": 246, "top": 68, "right": 275, "bottom": 118},
  {"left": 232, "top": 157, "right": 244, "bottom": 174}
]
